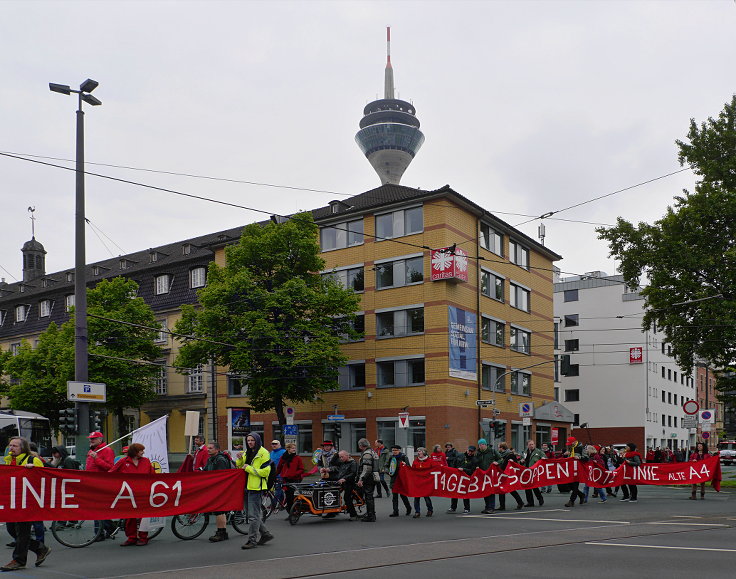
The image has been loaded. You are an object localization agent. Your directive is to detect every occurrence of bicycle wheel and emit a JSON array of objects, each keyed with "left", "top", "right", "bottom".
[
  {"left": 288, "top": 501, "right": 305, "bottom": 525},
  {"left": 147, "top": 524, "right": 164, "bottom": 540},
  {"left": 170, "top": 513, "right": 209, "bottom": 540},
  {"left": 51, "top": 520, "right": 103, "bottom": 548},
  {"left": 229, "top": 510, "right": 249, "bottom": 535}
]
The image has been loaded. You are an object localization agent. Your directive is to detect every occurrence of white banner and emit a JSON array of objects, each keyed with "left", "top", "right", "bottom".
[{"left": 133, "top": 415, "right": 169, "bottom": 531}]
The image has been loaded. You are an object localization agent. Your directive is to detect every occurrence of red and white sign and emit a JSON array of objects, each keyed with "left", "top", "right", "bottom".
[
  {"left": 398, "top": 412, "right": 410, "bottom": 429},
  {"left": 430, "top": 247, "right": 468, "bottom": 282},
  {"left": 683, "top": 400, "right": 699, "bottom": 415},
  {"left": 629, "top": 347, "right": 643, "bottom": 364},
  {"left": 0, "top": 467, "right": 245, "bottom": 523},
  {"left": 550, "top": 428, "right": 559, "bottom": 445}
]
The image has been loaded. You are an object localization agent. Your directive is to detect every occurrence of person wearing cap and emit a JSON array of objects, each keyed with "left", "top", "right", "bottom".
[
  {"left": 86, "top": 432, "right": 116, "bottom": 540},
  {"left": 448, "top": 445, "right": 478, "bottom": 514},
  {"left": 476, "top": 439, "right": 500, "bottom": 514},
  {"left": 563, "top": 436, "right": 587, "bottom": 507},
  {"left": 316, "top": 440, "right": 340, "bottom": 481},
  {"left": 114, "top": 446, "right": 130, "bottom": 465},
  {"left": 521, "top": 440, "right": 546, "bottom": 507}
]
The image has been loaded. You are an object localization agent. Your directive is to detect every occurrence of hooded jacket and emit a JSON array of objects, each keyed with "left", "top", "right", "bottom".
[
  {"left": 52, "top": 445, "right": 80, "bottom": 470},
  {"left": 240, "top": 433, "right": 272, "bottom": 491}
]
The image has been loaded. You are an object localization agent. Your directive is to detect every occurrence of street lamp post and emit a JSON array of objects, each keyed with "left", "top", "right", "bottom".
[{"left": 49, "top": 79, "right": 102, "bottom": 459}]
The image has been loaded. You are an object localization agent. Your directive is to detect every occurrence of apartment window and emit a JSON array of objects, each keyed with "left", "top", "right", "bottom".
[
  {"left": 661, "top": 390, "right": 666, "bottom": 402},
  {"left": 481, "top": 317, "right": 505, "bottom": 347},
  {"left": 668, "top": 392, "right": 672, "bottom": 404},
  {"left": 667, "top": 368, "right": 672, "bottom": 381},
  {"left": 508, "top": 240, "right": 529, "bottom": 269},
  {"left": 563, "top": 289, "right": 579, "bottom": 302},
  {"left": 154, "top": 363, "right": 167, "bottom": 395},
  {"left": 565, "top": 389, "right": 580, "bottom": 402},
  {"left": 673, "top": 394, "right": 678, "bottom": 405},
  {"left": 324, "top": 266, "right": 365, "bottom": 292},
  {"left": 65, "top": 294, "right": 75, "bottom": 312},
  {"left": 39, "top": 299, "right": 52, "bottom": 317},
  {"left": 564, "top": 339, "right": 579, "bottom": 352},
  {"left": 190, "top": 267, "right": 206, "bottom": 289},
  {"left": 674, "top": 371, "right": 678, "bottom": 382},
  {"left": 376, "top": 306, "right": 424, "bottom": 338},
  {"left": 482, "top": 363, "right": 506, "bottom": 392},
  {"left": 154, "top": 321, "right": 168, "bottom": 344},
  {"left": 480, "top": 270, "right": 504, "bottom": 301},
  {"left": 14, "top": 305, "right": 28, "bottom": 323},
  {"left": 564, "top": 314, "right": 579, "bottom": 327},
  {"left": 674, "top": 416, "right": 678, "bottom": 428},
  {"left": 479, "top": 223, "right": 503, "bottom": 256},
  {"left": 227, "top": 374, "right": 249, "bottom": 396},
  {"left": 375, "top": 255, "right": 423, "bottom": 289},
  {"left": 509, "top": 283, "right": 530, "bottom": 312},
  {"left": 154, "top": 274, "right": 172, "bottom": 295},
  {"left": 187, "top": 364, "right": 205, "bottom": 393},
  {"left": 662, "top": 415, "right": 666, "bottom": 426},
  {"left": 376, "top": 357, "right": 425, "bottom": 388},
  {"left": 320, "top": 218, "right": 364, "bottom": 251},
  {"left": 668, "top": 415, "right": 672, "bottom": 427},
  {"left": 510, "top": 326, "right": 531, "bottom": 354},
  {"left": 661, "top": 366, "right": 666, "bottom": 378},
  {"left": 339, "top": 314, "right": 365, "bottom": 342},
  {"left": 375, "top": 206, "right": 423, "bottom": 240},
  {"left": 338, "top": 362, "right": 366, "bottom": 390},
  {"left": 511, "top": 371, "right": 531, "bottom": 396},
  {"left": 554, "top": 322, "right": 559, "bottom": 350},
  {"left": 10, "top": 343, "right": 21, "bottom": 356}
]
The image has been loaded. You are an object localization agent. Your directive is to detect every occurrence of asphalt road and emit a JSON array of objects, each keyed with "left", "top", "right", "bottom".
[{"left": 1, "top": 478, "right": 734, "bottom": 579}]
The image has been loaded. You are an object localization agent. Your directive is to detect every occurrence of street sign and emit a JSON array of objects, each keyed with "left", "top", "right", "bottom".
[
  {"left": 699, "top": 409, "right": 715, "bottom": 424},
  {"left": 476, "top": 400, "right": 495, "bottom": 406},
  {"left": 683, "top": 400, "right": 699, "bottom": 415},
  {"left": 519, "top": 402, "right": 534, "bottom": 417},
  {"left": 682, "top": 415, "right": 698, "bottom": 429},
  {"left": 522, "top": 417, "right": 531, "bottom": 426},
  {"left": 702, "top": 422, "right": 712, "bottom": 432},
  {"left": 284, "top": 435, "right": 297, "bottom": 446},
  {"left": 492, "top": 408, "right": 501, "bottom": 416},
  {"left": 327, "top": 414, "right": 345, "bottom": 421},
  {"left": 551, "top": 428, "right": 559, "bottom": 445},
  {"left": 285, "top": 406, "right": 295, "bottom": 425},
  {"left": 283, "top": 424, "right": 299, "bottom": 436},
  {"left": 398, "top": 412, "right": 410, "bottom": 429},
  {"left": 702, "top": 431, "right": 711, "bottom": 439},
  {"left": 67, "top": 381, "right": 106, "bottom": 402}
]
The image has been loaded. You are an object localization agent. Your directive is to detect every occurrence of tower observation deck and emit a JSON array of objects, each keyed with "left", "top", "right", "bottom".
[{"left": 355, "top": 28, "right": 424, "bottom": 185}]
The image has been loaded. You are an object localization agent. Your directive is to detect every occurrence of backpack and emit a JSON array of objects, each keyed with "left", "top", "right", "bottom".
[
  {"left": 221, "top": 450, "right": 237, "bottom": 469},
  {"left": 264, "top": 459, "right": 277, "bottom": 490}
]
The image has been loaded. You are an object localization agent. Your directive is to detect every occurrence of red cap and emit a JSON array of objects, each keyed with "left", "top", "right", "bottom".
[
  {"left": 88, "top": 431, "right": 104, "bottom": 439},
  {"left": 122, "top": 446, "right": 129, "bottom": 453},
  {"left": 566, "top": 436, "right": 576, "bottom": 445},
  {"left": 322, "top": 440, "right": 334, "bottom": 446}
]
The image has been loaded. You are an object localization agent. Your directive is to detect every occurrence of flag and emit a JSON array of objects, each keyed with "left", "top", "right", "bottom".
[{"left": 132, "top": 415, "right": 169, "bottom": 532}]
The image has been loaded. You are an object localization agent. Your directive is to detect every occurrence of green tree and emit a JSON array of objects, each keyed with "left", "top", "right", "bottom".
[
  {"left": 6, "top": 277, "right": 163, "bottom": 433},
  {"left": 174, "top": 212, "right": 362, "bottom": 426},
  {"left": 598, "top": 96, "right": 736, "bottom": 393}
]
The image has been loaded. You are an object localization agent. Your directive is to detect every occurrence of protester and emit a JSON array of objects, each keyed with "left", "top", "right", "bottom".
[
  {"left": 356, "top": 439, "right": 377, "bottom": 522},
  {"left": 522, "top": 440, "right": 546, "bottom": 507},
  {"left": 541, "top": 443, "right": 554, "bottom": 493},
  {"left": 411, "top": 447, "right": 434, "bottom": 517},
  {"left": 193, "top": 435, "right": 208, "bottom": 471},
  {"left": 332, "top": 450, "right": 359, "bottom": 520},
  {"left": 588, "top": 446, "right": 608, "bottom": 503},
  {"left": 208, "top": 442, "right": 235, "bottom": 542},
  {"left": 277, "top": 442, "right": 305, "bottom": 513},
  {"left": 1, "top": 437, "right": 51, "bottom": 572},
  {"left": 563, "top": 437, "right": 587, "bottom": 507},
  {"left": 475, "top": 439, "right": 501, "bottom": 514},
  {"left": 373, "top": 439, "right": 390, "bottom": 498},
  {"left": 690, "top": 441, "right": 709, "bottom": 500},
  {"left": 430, "top": 444, "right": 448, "bottom": 467},
  {"left": 114, "top": 446, "right": 130, "bottom": 465},
  {"left": 387, "top": 445, "right": 412, "bottom": 517},
  {"left": 496, "top": 442, "right": 525, "bottom": 510},
  {"left": 86, "top": 431, "right": 115, "bottom": 540},
  {"left": 109, "top": 443, "right": 155, "bottom": 546},
  {"left": 315, "top": 440, "right": 340, "bottom": 480},
  {"left": 620, "top": 442, "right": 642, "bottom": 503},
  {"left": 444, "top": 442, "right": 463, "bottom": 468},
  {"left": 448, "top": 445, "right": 477, "bottom": 514},
  {"left": 269, "top": 440, "right": 287, "bottom": 507},
  {"left": 240, "top": 433, "right": 274, "bottom": 549}
]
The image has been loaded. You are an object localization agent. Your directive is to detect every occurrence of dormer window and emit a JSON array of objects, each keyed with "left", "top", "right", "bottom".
[
  {"left": 39, "top": 299, "right": 52, "bottom": 317},
  {"left": 182, "top": 244, "right": 191, "bottom": 256},
  {"left": 150, "top": 251, "right": 158, "bottom": 263},
  {"left": 15, "top": 304, "right": 28, "bottom": 323},
  {"left": 120, "top": 259, "right": 129, "bottom": 270},
  {"left": 93, "top": 266, "right": 100, "bottom": 276},
  {"left": 155, "top": 274, "right": 172, "bottom": 295},
  {"left": 66, "top": 272, "right": 74, "bottom": 283},
  {"left": 19, "top": 284, "right": 24, "bottom": 293}
]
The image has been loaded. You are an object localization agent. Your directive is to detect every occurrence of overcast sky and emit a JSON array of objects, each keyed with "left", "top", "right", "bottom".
[{"left": 1, "top": 0, "right": 734, "bottom": 284}]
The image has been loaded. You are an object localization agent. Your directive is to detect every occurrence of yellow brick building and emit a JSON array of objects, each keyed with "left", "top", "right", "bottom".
[{"left": 217, "top": 184, "right": 572, "bottom": 454}]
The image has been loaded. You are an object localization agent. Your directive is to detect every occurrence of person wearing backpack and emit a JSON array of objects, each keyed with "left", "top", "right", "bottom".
[
  {"left": 240, "top": 433, "right": 274, "bottom": 550},
  {"left": 51, "top": 445, "right": 80, "bottom": 470},
  {"left": 205, "top": 441, "right": 234, "bottom": 543}
]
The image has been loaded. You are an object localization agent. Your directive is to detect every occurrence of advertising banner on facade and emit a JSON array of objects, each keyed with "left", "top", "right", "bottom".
[
  {"left": 629, "top": 347, "right": 643, "bottom": 364},
  {"left": 448, "top": 306, "right": 477, "bottom": 381},
  {"left": 431, "top": 247, "right": 469, "bottom": 282}
]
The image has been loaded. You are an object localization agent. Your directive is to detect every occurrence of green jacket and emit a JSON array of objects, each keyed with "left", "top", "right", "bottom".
[
  {"left": 476, "top": 447, "right": 501, "bottom": 470},
  {"left": 241, "top": 446, "right": 271, "bottom": 491},
  {"left": 522, "top": 447, "right": 545, "bottom": 467}
]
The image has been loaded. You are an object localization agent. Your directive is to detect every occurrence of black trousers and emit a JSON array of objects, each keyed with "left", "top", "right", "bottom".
[
  {"left": 392, "top": 491, "right": 411, "bottom": 514},
  {"left": 362, "top": 478, "right": 376, "bottom": 518},
  {"left": 343, "top": 482, "right": 359, "bottom": 516},
  {"left": 525, "top": 487, "right": 544, "bottom": 505},
  {"left": 568, "top": 482, "right": 586, "bottom": 503},
  {"left": 10, "top": 522, "right": 42, "bottom": 566}
]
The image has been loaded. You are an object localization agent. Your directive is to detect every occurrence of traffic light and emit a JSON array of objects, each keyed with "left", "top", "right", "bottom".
[
  {"left": 89, "top": 409, "right": 104, "bottom": 433},
  {"left": 333, "top": 423, "right": 342, "bottom": 440},
  {"left": 58, "top": 407, "right": 78, "bottom": 434},
  {"left": 494, "top": 421, "right": 505, "bottom": 440}
]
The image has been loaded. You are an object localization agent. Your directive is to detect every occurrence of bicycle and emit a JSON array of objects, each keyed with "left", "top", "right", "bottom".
[
  {"left": 170, "top": 509, "right": 248, "bottom": 540},
  {"left": 51, "top": 518, "right": 164, "bottom": 548},
  {"left": 260, "top": 481, "right": 288, "bottom": 521}
]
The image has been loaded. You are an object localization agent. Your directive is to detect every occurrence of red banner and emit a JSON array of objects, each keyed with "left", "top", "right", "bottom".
[
  {"left": 0, "top": 467, "right": 245, "bottom": 523},
  {"left": 392, "top": 456, "right": 721, "bottom": 498}
]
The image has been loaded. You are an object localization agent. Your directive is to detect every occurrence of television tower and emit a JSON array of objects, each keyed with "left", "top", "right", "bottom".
[{"left": 355, "top": 27, "right": 425, "bottom": 185}]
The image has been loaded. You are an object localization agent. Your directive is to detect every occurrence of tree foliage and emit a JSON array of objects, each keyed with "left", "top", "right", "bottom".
[
  {"left": 598, "top": 96, "right": 736, "bottom": 394},
  {"left": 174, "top": 212, "right": 362, "bottom": 425},
  {"left": 5, "top": 277, "right": 162, "bottom": 432}
]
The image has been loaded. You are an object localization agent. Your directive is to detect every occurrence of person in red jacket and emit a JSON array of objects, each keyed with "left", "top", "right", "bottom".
[
  {"left": 429, "top": 444, "right": 448, "bottom": 467},
  {"left": 276, "top": 443, "right": 305, "bottom": 513},
  {"left": 109, "top": 443, "right": 155, "bottom": 546},
  {"left": 193, "top": 435, "right": 209, "bottom": 471},
  {"left": 86, "top": 431, "right": 116, "bottom": 540},
  {"left": 411, "top": 447, "right": 434, "bottom": 517},
  {"left": 689, "top": 441, "right": 709, "bottom": 500}
]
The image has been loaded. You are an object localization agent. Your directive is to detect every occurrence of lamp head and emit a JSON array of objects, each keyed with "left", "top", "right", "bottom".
[
  {"left": 81, "top": 93, "right": 102, "bottom": 106},
  {"left": 49, "top": 83, "right": 71, "bottom": 95},
  {"left": 79, "top": 79, "right": 99, "bottom": 93}
]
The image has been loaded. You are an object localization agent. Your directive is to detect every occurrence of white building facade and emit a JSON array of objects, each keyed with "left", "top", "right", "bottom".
[{"left": 554, "top": 272, "right": 697, "bottom": 452}]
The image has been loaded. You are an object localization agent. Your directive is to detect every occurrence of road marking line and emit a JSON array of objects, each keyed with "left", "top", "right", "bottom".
[
  {"left": 586, "top": 542, "right": 736, "bottom": 552},
  {"left": 645, "top": 522, "right": 728, "bottom": 527},
  {"left": 464, "top": 515, "right": 629, "bottom": 524},
  {"left": 671, "top": 515, "right": 702, "bottom": 518}
]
